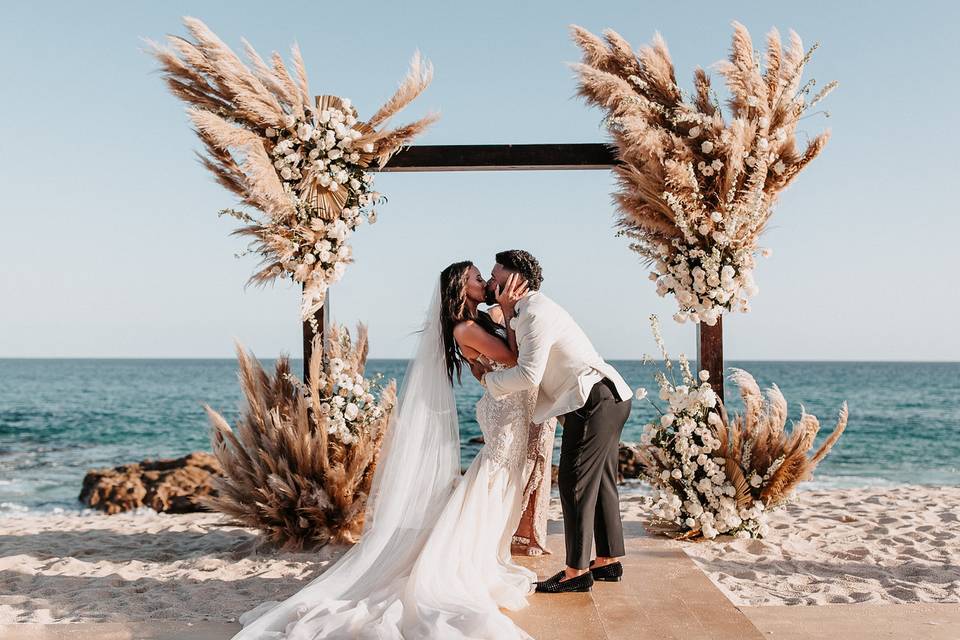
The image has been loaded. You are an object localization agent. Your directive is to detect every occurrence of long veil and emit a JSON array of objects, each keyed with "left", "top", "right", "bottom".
[{"left": 233, "top": 278, "right": 460, "bottom": 639}]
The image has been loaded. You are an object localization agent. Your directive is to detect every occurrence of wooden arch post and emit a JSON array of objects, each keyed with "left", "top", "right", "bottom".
[{"left": 306, "top": 142, "right": 724, "bottom": 402}]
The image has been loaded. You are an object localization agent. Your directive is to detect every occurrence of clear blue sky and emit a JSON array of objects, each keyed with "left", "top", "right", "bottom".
[{"left": 2, "top": 1, "right": 957, "bottom": 361}]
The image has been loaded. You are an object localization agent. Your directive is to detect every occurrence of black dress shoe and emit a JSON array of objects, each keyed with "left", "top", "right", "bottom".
[
  {"left": 589, "top": 560, "right": 623, "bottom": 582},
  {"left": 534, "top": 570, "right": 594, "bottom": 593}
]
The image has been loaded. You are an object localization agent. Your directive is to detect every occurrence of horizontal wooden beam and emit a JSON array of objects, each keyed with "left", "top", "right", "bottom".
[{"left": 376, "top": 143, "right": 619, "bottom": 172}]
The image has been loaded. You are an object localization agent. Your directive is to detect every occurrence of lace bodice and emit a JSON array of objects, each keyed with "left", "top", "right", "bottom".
[{"left": 474, "top": 355, "right": 538, "bottom": 472}]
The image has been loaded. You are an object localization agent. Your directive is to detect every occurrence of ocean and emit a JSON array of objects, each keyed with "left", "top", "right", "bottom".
[{"left": 1, "top": 359, "right": 957, "bottom": 514}]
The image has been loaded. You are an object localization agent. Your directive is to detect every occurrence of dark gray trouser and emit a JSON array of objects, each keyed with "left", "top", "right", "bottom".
[{"left": 558, "top": 378, "right": 632, "bottom": 570}]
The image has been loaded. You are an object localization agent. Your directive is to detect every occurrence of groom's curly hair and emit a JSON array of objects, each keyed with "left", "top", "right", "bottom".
[{"left": 495, "top": 249, "right": 543, "bottom": 290}]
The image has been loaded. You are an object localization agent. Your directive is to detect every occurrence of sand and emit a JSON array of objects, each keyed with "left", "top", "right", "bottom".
[
  {"left": 0, "top": 508, "right": 349, "bottom": 624},
  {"left": 679, "top": 485, "right": 960, "bottom": 606},
  {"left": 1, "top": 486, "right": 958, "bottom": 624}
]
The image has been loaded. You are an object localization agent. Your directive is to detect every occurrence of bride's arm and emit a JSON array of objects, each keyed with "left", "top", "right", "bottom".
[
  {"left": 487, "top": 305, "right": 519, "bottom": 359},
  {"left": 454, "top": 321, "right": 518, "bottom": 367}
]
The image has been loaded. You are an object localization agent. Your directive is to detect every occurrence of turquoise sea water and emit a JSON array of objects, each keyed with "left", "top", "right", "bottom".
[{"left": 1, "top": 359, "right": 957, "bottom": 513}]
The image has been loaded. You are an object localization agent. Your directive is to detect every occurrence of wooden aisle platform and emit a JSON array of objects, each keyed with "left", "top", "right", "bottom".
[
  {"left": 3, "top": 521, "right": 959, "bottom": 639},
  {"left": 506, "top": 522, "right": 764, "bottom": 639}
]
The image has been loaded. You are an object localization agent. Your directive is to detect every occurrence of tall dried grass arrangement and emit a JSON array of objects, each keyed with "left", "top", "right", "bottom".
[
  {"left": 721, "top": 368, "right": 848, "bottom": 510},
  {"left": 145, "top": 17, "right": 438, "bottom": 318},
  {"left": 570, "top": 23, "right": 836, "bottom": 324},
  {"left": 200, "top": 324, "right": 396, "bottom": 550}
]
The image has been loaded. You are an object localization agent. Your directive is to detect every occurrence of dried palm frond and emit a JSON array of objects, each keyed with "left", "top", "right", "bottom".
[{"left": 200, "top": 325, "right": 396, "bottom": 550}]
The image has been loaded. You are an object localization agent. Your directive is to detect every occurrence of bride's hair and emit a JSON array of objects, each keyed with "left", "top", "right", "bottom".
[{"left": 439, "top": 261, "right": 506, "bottom": 384}]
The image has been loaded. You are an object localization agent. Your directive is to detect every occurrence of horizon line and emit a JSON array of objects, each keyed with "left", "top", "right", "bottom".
[{"left": 2, "top": 357, "right": 958, "bottom": 364}]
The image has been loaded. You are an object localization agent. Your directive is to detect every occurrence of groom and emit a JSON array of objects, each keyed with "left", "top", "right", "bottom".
[{"left": 472, "top": 249, "right": 633, "bottom": 593}]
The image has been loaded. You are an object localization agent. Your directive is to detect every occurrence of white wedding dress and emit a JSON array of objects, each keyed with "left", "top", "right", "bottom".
[{"left": 230, "top": 282, "right": 540, "bottom": 640}]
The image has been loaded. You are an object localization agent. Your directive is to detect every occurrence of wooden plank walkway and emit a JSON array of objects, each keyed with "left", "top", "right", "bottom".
[{"left": 508, "top": 522, "right": 764, "bottom": 639}]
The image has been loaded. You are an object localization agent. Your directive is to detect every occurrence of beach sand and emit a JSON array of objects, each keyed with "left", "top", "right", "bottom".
[
  {"left": 1, "top": 486, "right": 958, "bottom": 624},
  {"left": 679, "top": 485, "right": 960, "bottom": 606}
]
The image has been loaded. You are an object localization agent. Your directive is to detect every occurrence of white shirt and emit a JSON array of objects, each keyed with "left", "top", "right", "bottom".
[{"left": 483, "top": 290, "right": 632, "bottom": 424}]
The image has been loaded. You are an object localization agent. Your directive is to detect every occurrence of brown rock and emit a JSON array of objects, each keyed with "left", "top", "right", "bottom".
[
  {"left": 549, "top": 442, "right": 644, "bottom": 488},
  {"left": 79, "top": 451, "right": 223, "bottom": 515},
  {"left": 618, "top": 442, "right": 644, "bottom": 482}
]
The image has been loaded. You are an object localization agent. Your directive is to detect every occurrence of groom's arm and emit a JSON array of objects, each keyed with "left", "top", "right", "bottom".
[{"left": 482, "top": 309, "right": 551, "bottom": 399}]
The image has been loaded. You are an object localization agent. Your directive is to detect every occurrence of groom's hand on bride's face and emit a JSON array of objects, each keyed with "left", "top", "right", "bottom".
[{"left": 495, "top": 273, "right": 529, "bottom": 317}]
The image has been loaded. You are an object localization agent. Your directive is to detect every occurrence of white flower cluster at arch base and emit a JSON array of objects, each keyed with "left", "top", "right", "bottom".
[
  {"left": 638, "top": 315, "right": 770, "bottom": 539},
  {"left": 313, "top": 354, "right": 388, "bottom": 445},
  {"left": 287, "top": 326, "right": 393, "bottom": 446}
]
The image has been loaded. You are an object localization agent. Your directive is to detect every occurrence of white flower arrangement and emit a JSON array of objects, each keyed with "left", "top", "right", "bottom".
[
  {"left": 245, "top": 98, "right": 386, "bottom": 322},
  {"left": 571, "top": 23, "right": 836, "bottom": 326},
  {"left": 638, "top": 315, "right": 769, "bottom": 539},
  {"left": 284, "top": 324, "right": 394, "bottom": 446},
  {"left": 149, "top": 19, "right": 436, "bottom": 322},
  {"left": 313, "top": 352, "right": 390, "bottom": 446},
  {"left": 637, "top": 315, "right": 849, "bottom": 540}
]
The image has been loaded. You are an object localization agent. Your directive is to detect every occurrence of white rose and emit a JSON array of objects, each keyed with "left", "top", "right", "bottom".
[
  {"left": 710, "top": 211, "right": 722, "bottom": 222},
  {"left": 280, "top": 167, "right": 292, "bottom": 180},
  {"left": 349, "top": 178, "right": 361, "bottom": 190},
  {"left": 688, "top": 126, "right": 701, "bottom": 138},
  {"left": 635, "top": 388, "right": 647, "bottom": 401},
  {"left": 297, "top": 123, "right": 314, "bottom": 141},
  {"left": 362, "top": 142, "right": 374, "bottom": 153},
  {"left": 701, "top": 140, "right": 714, "bottom": 154},
  {"left": 660, "top": 414, "right": 675, "bottom": 427},
  {"left": 671, "top": 469, "right": 682, "bottom": 480},
  {"left": 344, "top": 403, "right": 359, "bottom": 420}
]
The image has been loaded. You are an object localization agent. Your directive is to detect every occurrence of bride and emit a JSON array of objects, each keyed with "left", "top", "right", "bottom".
[{"left": 231, "top": 260, "right": 556, "bottom": 640}]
